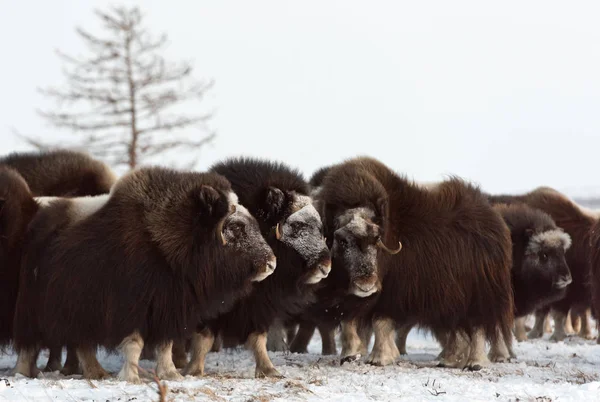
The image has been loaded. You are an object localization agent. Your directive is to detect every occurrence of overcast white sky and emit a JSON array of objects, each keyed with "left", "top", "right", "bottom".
[{"left": 1, "top": 1, "right": 600, "bottom": 195}]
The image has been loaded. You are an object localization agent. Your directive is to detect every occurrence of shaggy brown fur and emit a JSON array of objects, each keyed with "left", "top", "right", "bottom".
[
  {"left": 12, "top": 167, "right": 276, "bottom": 380},
  {"left": 0, "top": 151, "right": 116, "bottom": 357},
  {"left": 489, "top": 187, "right": 596, "bottom": 340},
  {"left": 589, "top": 220, "right": 600, "bottom": 337},
  {"left": 0, "top": 150, "right": 115, "bottom": 197},
  {"left": 312, "top": 157, "right": 514, "bottom": 368}
]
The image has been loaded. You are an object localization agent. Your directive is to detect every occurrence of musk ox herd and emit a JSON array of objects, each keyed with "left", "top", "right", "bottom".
[{"left": 1, "top": 149, "right": 600, "bottom": 382}]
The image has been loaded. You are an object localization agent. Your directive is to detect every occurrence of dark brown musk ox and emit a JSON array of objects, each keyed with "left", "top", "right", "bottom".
[
  {"left": 489, "top": 187, "right": 598, "bottom": 341},
  {"left": 12, "top": 167, "right": 276, "bottom": 382},
  {"left": 305, "top": 157, "right": 513, "bottom": 370},
  {"left": 589, "top": 219, "right": 600, "bottom": 343},
  {"left": 0, "top": 150, "right": 115, "bottom": 373},
  {"left": 180, "top": 158, "right": 331, "bottom": 378},
  {"left": 394, "top": 202, "right": 573, "bottom": 363}
]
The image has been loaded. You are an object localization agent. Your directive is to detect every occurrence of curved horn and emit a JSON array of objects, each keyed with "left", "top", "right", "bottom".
[
  {"left": 377, "top": 237, "right": 402, "bottom": 255},
  {"left": 217, "top": 219, "right": 227, "bottom": 246},
  {"left": 275, "top": 223, "right": 282, "bottom": 240},
  {"left": 230, "top": 204, "right": 237, "bottom": 214}
]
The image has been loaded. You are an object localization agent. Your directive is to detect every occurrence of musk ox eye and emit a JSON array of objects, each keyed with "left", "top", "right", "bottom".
[{"left": 540, "top": 252, "right": 548, "bottom": 262}]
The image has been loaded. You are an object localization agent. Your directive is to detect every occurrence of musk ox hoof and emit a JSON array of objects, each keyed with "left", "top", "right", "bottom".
[
  {"left": 550, "top": 332, "right": 568, "bottom": 342},
  {"left": 579, "top": 331, "right": 595, "bottom": 341},
  {"left": 289, "top": 346, "right": 308, "bottom": 354},
  {"left": 85, "top": 367, "right": 111, "bottom": 380},
  {"left": 182, "top": 364, "right": 204, "bottom": 377},
  {"left": 515, "top": 333, "right": 528, "bottom": 342},
  {"left": 467, "top": 364, "right": 483, "bottom": 371},
  {"left": 43, "top": 361, "right": 63, "bottom": 373},
  {"left": 255, "top": 367, "right": 284, "bottom": 379},
  {"left": 340, "top": 354, "right": 361, "bottom": 365},
  {"left": 61, "top": 364, "right": 83, "bottom": 376},
  {"left": 158, "top": 369, "right": 184, "bottom": 381},
  {"left": 527, "top": 329, "right": 543, "bottom": 339}
]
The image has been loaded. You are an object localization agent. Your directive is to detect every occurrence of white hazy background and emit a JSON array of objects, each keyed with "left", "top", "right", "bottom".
[{"left": 1, "top": 0, "right": 600, "bottom": 195}]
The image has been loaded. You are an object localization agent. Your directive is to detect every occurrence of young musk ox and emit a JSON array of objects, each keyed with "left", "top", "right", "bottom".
[
  {"left": 12, "top": 167, "right": 276, "bottom": 382},
  {"left": 489, "top": 187, "right": 597, "bottom": 341},
  {"left": 394, "top": 202, "right": 572, "bottom": 362},
  {"left": 180, "top": 158, "right": 331, "bottom": 378},
  {"left": 309, "top": 157, "right": 513, "bottom": 370},
  {"left": 0, "top": 150, "right": 115, "bottom": 373}
]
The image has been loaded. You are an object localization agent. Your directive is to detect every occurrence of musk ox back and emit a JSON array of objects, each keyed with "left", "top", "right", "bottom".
[
  {"left": 489, "top": 187, "right": 596, "bottom": 341},
  {"left": 0, "top": 150, "right": 115, "bottom": 196},
  {"left": 182, "top": 158, "right": 330, "bottom": 378},
  {"left": 317, "top": 157, "right": 513, "bottom": 369},
  {"left": 13, "top": 167, "right": 276, "bottom": 381}
]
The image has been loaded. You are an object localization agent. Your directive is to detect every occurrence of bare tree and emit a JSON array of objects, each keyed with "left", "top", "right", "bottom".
[{"left": 21, "top": 6, "right": 215, "bottom": 170}]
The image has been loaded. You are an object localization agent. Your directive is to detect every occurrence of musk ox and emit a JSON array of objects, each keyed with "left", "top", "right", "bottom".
[
  {"left": 395, "top": 202, "right": 573, "bottom": 364},
  {"left": 12, "top": 167, "right": 276, "bottom": 382},
  {"left": 181, "top": 158, "right": 331, "bottom": 378},
  {"left": 307, "top": 157, "right": 513, "bottom": 370},
  {"left": 589, "top": 219, "right": 600, "bottom": 343},
  {"left": 0, "top": 150, "right": 115, "bottom": 373},
  {"left": 489, "top": 187, "right": 597, "bottom": 341}
]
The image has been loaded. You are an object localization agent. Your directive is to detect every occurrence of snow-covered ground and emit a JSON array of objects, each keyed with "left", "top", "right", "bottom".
[{"left": 1, "top": 326, "right": 600, "bottom": 402}]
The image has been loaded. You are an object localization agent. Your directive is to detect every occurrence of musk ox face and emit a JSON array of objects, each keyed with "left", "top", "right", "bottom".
[
  {"left": 223, "top": 192, "right": 277, "bottom": 282},
  {"left": 265, "top": 187, "right": 331, "bottom": 284},
  {"left": 277, "top": 195, "right": 331, "bottom": 284},
  {"left": 332, "top": 207, "right": 401, "bottom": 297},
  {"left": 523, "top": 228, "right": 572, "bottom": 290}
]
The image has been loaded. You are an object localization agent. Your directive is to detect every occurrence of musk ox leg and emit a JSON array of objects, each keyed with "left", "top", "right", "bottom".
[
  {"left": 117, "top": 331, "right": 144, "bottom": 383},
  {"left": 155, "top": 341, "right": 184, "bottom": 381},
  {"left": 13, "top": 348, "right": 40, "bottom": 378},
  {"left": 61, "top": 346, "right": 83, "bottom": 376},
  {"left": 43, "top": 346, "right": 63, "bottom": 372},
  {"left": 247, "top": 332, "right": 284, "bottom": 378},
  {"left": 340, "top": 320, "right": 363, "bottom": 364},
  {"left": 466, "top": 329, "right": 490, "bottom": 371},
  {"left": 367, "top": 318, "right": 400, "bottom": 366},
  {"left": 289, "top": 322, "right": 315, "bottom": 354},
  {"left": 172, "top": 339, "right": 188, "bottom": 369},
  {"left": 577, "top": 308, "right": 595, "bottom": 340},
  {"left": 319, "top": 324, "right": 338, "bottom": 355},
  {"left": 528, "top": 310, "right": 548, "bottom": 339},
  {"left": 550, "top": 310, "right": 569, "bottom": 342},
  {"left": 286, "top": 324, "right": 298, "bottom": 347},
  {"left": 183, "top": 328, "right": 214, "bottom": 376},
  {"left": 211, "top": 333, "right": 223, "bottom": 352},
  {"left": 436, "top": 331, "right": 469, "bottom": 369},
  {"left": 77, "top": 346, "right": 110, "bottom": 380},
  {"left": 358, "top": 321, "right": 372, "bottom": 356},
  {"left": 395, "top": 322, "right": 415, "bottom": 355},
  {"left": 514, "top": 316, "right": 528, "bottom": 342},
  {"left": 488, "top": 327, "right": 512, "bottom": 363},
  {"left": 267, "top": 319, "right": 288, "bottom": 352},
  {"left": 564, "top": 310, "right": 576, "bottom": 335},
  {"left": 544, "top": 313, "right": 553, "bottom": 333}
]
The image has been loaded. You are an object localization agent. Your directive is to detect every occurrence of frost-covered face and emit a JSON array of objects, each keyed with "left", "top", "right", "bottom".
[
  {"left": 332, "top": 207, "right": 401, "bottom": 297},
  {"left": 221, "top": 192, "right": 276, "bottom": 282},
  {"left": 523, "top": 229, "right": 572, "bottom": 289},
  {"left": 277, "top": 195, "right": 331, "bottom": 284}
]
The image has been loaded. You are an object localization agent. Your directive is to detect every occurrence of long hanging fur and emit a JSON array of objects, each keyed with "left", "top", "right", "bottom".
[
  {"left": 12, "top": 167, "right": 272, "bottom": 353},
  {"left": 317, "top": 157, "right": 514, "bottom": 348}
]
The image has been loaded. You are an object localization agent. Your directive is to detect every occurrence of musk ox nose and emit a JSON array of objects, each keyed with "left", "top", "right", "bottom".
[
  {"left": 351, "top": 276, "right": 379, "bottom": 298},
  {"left": 252, "top": 256, "right": 277, "bottom": 282},
  {"left": 554, "top": 275, "right": 573, "bottom": 289},
  {"left": 305, "top": 259, "right": 332, "bottom": 284},
  {"left": 319, "top": 260, "right": 332, "bottom": 277}
]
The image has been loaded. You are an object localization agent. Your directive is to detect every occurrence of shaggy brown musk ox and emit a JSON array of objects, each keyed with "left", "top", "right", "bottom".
[
  {"left": 12, "top": 167, "right": 276, "bottom": 382},
  {"left": 310, "top": 157, "right": 513, "bottom": 370},
  {"left": 395, "top": 202, "right": 572, "bottom": 362},
  {"left": 180, "top": 158, "right": 331, "bottom": 378},
  {"left": 0, "top": 150, "right": 115, "bottom": 372},
  {"left": 489, "top": 187, "right": 597, "bottom": 341}
]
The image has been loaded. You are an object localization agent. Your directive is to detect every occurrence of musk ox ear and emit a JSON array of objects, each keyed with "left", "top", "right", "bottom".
[
  {"left": 261, "top": 186, "right": 286, "bottom": 221},
  {"left": 376, "top": 196, "right": 389, "bottom": 224},
  {"left": 195, "top": 186, "right": 229, "bottom": 224}
]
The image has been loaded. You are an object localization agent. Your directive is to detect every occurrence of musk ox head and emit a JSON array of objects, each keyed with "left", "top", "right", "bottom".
[
  {"left": 331, "top": 206, "right": 401, "bottom": 298},
  {"left": 522, "top": 228, "right": 572, "bottom": 290},
  {"left": 262, "top": 187, "right": 331, "bottom": 284},
  {"left": 223, "top": 192, "right": 277, "bottom": 282}
]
